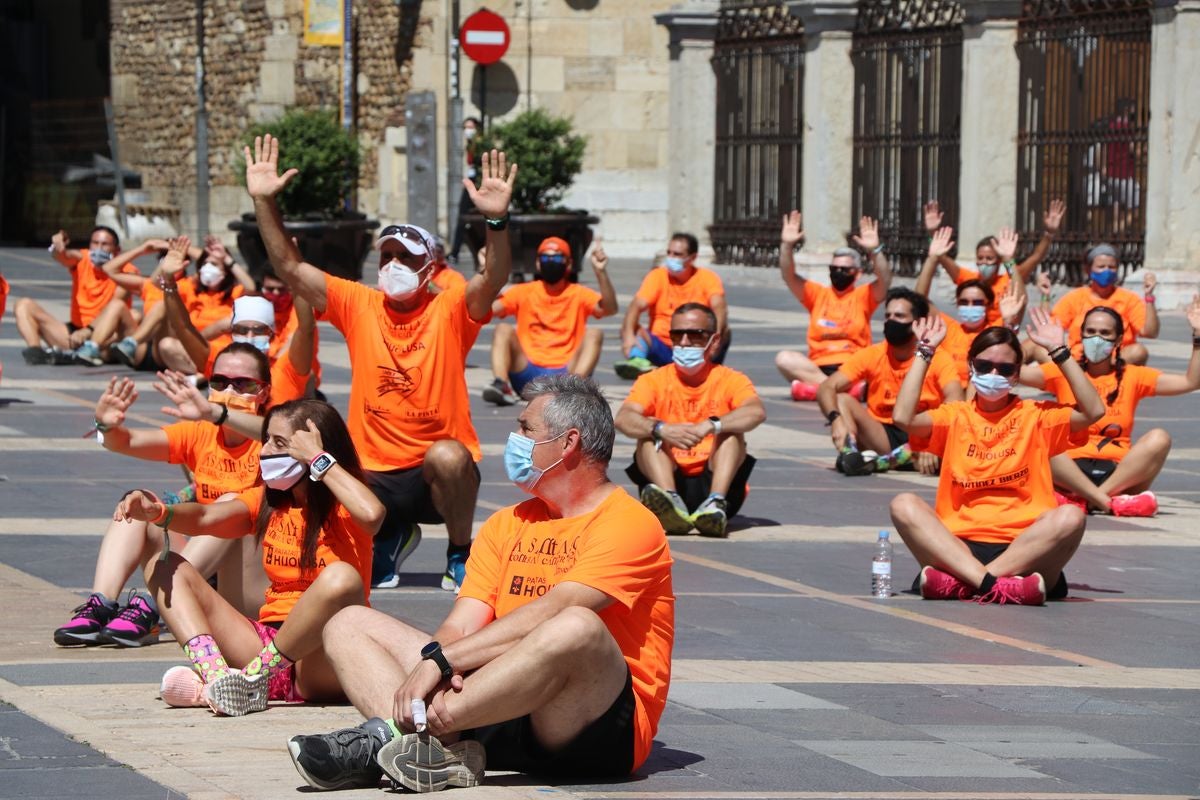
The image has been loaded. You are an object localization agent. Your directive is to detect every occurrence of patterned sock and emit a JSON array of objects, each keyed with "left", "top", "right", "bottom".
[
  {"left": 384, "top": 718, "right": 403, "bottom": 739},
  {"left": 183, "top": 633, "right": 229, "bottom": 684},
  {"left": 243, "top": 639, "right": 294, "bottom": 678}
]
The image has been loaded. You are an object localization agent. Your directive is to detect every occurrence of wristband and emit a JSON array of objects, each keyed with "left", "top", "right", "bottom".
[
  {"left": 1144, "top": 294, "right": 1156, "bottom": 304},
  {"left": 485, "top": 214, "right": 509, "bottom": 231},
  {"left": 871, "top": 243, "right": 885, "bottom": 255},
  {"left": 824, "top": 410, "right": 841, "bottom": 426},
  {"left": 1049, "top": 346, "right": 1071, "bottom": 365},
  {"left": 708, "top": 416, "right": 722, "bottom": 436},
  {"left": 1003, "top": 259, "right": 1017, "bottom": 269},
  {"left": 651, "top": 420, "right": 664, "bottom": 441},
  {"left": 916, "top": 344, "right": 934, "bottom": 362},
  {"left": 211, "top": 403, "right": 229, "bottom": 426},
  {"left": 93, "top": 418, "right": 111, "bottom": 434},
  {"left": 1192, "top": 335, "right": 1200, "bottom": 348}
]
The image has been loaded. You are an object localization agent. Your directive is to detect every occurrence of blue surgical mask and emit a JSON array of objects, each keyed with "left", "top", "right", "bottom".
[
  {"left": 89, "top": 248, "right": 113, "bottom": 266},
  {"left": 1091, "top": 268, "right": 1118, "bottom": 288},
  {"left": 1082, "top": 335, "right": 1116, "bottom": 363},
  {"left": 233, "top": 333, "right": 271, "bottom": 353},
  {"left": 665, "top": 256, "right": 686, "bottom": 275},
  {"left": 957, "top": 305, "right": 986, "bottom": 325},
  {"left": 672, "top": 345, "right": 707, "bottom": 374},
  {"left": 978, "top": 263, "right": 999, "bottom": 282},
  {"left": 971, "top": 371, "right": 1013, "bottom": 400},
  {"left": 503, "top": 430, "right": 566, "bottom": 493}
]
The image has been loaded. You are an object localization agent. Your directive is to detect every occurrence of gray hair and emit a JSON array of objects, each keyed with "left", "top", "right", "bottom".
[
  {"left": 832, "top": 247, "right": 863, "bottom": 268},
  {"left": 1085, "top": 243, "right": 1119, "bottom": 265},
  {"left": 521, "top": 374, "right": 615, "bottom": 465}
]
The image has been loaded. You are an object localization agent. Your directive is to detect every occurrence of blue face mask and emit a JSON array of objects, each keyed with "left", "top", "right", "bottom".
[
  {"left": 957, "top": 305, "right": 986, "bottom": 325},
  {"left": 503, "top": 430, "right": 566, "bottom": 493},
  {"left": 1091, "top": 268, "right": 1118, "bottom": 288},
  {"left": 971, "top": 371, "right": 1013, "bottom": 400},
  {"left": 1082, "top": 335, "right": 1116, "bottom": 363},
  {"left": 665, "top": 256, "right": 686, "bottom": 275},
  {"left": 978, "top": 263, "right": 999, "bottom": 282},
  {"left": 672, "top": 345, "right": 708, "bottom": 375},
  {"left": 89, "top": 248, "right": 113, "bottom": 266},
  {"left": 233, "top": 333, "right": 271, "bottom": 353}
]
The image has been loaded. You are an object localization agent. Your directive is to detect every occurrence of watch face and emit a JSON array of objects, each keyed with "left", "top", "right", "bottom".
[
  {"left": 421, "top": 641, "right": 440, "bottom": 658},
  {"left": 312, "top": 454, "right": 334, "bottom": 472}
]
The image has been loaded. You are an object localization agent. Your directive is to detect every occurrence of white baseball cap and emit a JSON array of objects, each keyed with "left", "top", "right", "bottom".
[
  {"left": 231, "top": 296, "right": 276, "bottom": 332},
  {"left": 377, "top": 224, "right": 436, "bottom": 257}
]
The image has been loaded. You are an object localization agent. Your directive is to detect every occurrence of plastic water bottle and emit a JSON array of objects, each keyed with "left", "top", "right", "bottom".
[{"left": 872, "top": 530, "right": 893, "bottom": 598}]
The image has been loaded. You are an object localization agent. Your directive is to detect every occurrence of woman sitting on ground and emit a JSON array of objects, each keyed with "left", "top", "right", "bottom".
[
  {"left": 1019, "top": 300, "right": 1200, "bottom": 516},
  {"left": 889, "top": 310, "right": 1104, "bottom": 605},
  {"left": 115, "top": 399, "right": 383, "bottom": 716}
]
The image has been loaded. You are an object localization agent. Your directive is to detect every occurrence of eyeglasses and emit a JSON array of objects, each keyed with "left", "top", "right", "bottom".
[
  {"left": 232, "top": 324, "right": 272, "bottom": 337},
  {"left": 957, "top": 298, "right": 988, "bottom": 307},
  {"left": 260, "top": 285, "right": 288, "bottom": 296},
  {"left": 669, "top": 328, "right": 714, "bottom": 345},
  {"left": 210, "top": 374, "right": 267, "bottom": 394},
  {"left": 538, "top": 253, "right": 568, "bottom": 267},
  {"left": 971, "top": 359, "right": 1018, "bottom": 378}
]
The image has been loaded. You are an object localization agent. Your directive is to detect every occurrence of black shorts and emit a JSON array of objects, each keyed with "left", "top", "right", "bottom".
[
  {"left": 882, "top": 423, "right": 908, "bottom": 452},
  {"left": 819, "top": 364, "right": 841, "bottom": 377},
  {"left": 1073, "top": 457, "right": 1117, "bottom": 487},
  {"left": 364, "top": 462, "right": 481, "bottom": 532},
  {"left": 911, "top": 540, "right": 1068, "bottom": 599},
  {"left": 625, "top": 454, "right": 756, "bottom": 517},
  {"left": 461, "top": 667, "right": 636, "bottom": 778}
]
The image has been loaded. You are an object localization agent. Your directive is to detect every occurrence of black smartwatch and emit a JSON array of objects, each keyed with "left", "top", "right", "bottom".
[{"left": 421, "top": 641, "right": 453, "bottom": 680}]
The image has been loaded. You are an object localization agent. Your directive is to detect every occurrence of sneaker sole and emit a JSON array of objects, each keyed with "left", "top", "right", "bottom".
[
  {"left": 113, "top": 347, "right": 138, "bottom": 368},
  {"left": 101, "top": 626, "right": 162, "bottom": 647},
  {"left": 641, "top": 487, "right": 693, "bottom": 535},
  {"left": 371, "top": 525, "right": 423, "bottom": 589},
  {"left": 377, "top": 734, "right": 485, "bottom": 793},
  {"left": 287, "top": 738, "right": 380, "bottom": 791},
  {"left": 205, "top": 672, "right": 269, "bottom": 716},
  {"left": 614, "top": 363, "right": 649, "bottom": 380},
  {"left": 481, "top": 386, "right": 517, "bottom": 406},
  {"left": 440, "top": 573, "right": 463, "bottom": 593},
  {"left": 692, "top": 510, "right": 728, "bottom": 538},
  {"left": 53, "top": 628, "right": 107, "bottom": 646}
]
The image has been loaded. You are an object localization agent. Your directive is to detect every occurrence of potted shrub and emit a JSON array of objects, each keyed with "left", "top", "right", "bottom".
[
  {"left": 464, "top": 108, "right": 596, "bottom": 281},
  {"left": 228, "top": 108, "right": 378, "bottom": 281}
]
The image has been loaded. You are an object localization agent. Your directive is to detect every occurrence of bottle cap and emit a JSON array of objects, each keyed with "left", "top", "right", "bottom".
[{"left": 878, "top": 530, "right": 889, "bottom": 539}]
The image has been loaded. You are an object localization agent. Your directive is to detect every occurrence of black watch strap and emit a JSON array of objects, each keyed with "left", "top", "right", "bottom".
[{"left": 422, "top": 641, "right": 453, "bottom": 680}]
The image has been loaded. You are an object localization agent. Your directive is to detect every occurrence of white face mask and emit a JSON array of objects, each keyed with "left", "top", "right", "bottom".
[
  {"left": 198, "top": 263, "right": 225, "bottom": 288},
  {"left": 377, "top": 260, "right": 430, "bottom": 301},
  {"left": 260, "top": 454, "right": 307, "bottom": 491}
]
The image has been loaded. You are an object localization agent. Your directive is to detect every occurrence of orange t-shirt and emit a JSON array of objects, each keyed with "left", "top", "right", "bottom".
[
  {"left": 625, "top": 364, "right": 758, "bottom": 476},
  {"left": 800, "top": 282, "right": 877, "bottom": 366},
  {"left": 322, "top": 276, "right": 485, "bottom": 471},
  {"left": 1052, "top": 286, "right": 1145, "bottom": 347},
  {"left": 269, "top": 352, "right": 311, "bottom": 407},
  {"left": 459, "top": 488, "right": 674, "bottom": 772},
  {"left": 837, "top": 342, "right": 960, "bottom": 425},
  {"left": 635, "top": 267, "right": 725, "bottom": 346},
  {"left": 140, "top": 279, "right": 165, "bottom": 313},
  {"left": 163, "top": 421, "right": 261, "bottom": 503},
  {"left": 937, "top": 311, "right": 984, "bottom": 383},
  {"left": 178, "top": 280, "right": 245, "bottom": 333},
  {"left": 69, "top": 251, "right": 137, "bottom": 328},
  {"left": 497, "top": 281, "right": 601, "bottom": 368},
  {"left": 953, "top": 267, "right": 1009, "bottom": 326},
  {"left": 1040, "top": 361, "right": 1159, "bottom": 462},
  {"left": 432, "top": 267, "right": 468, "bottom": 292},
  {"left": 910, "top": 398, "right": 1086, "bottom": 543},
  {"left": 234, "top": 487, "right": 373, "bottom": 623}
]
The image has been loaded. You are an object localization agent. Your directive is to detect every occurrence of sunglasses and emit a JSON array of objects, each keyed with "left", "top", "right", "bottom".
[
  {"left": 669, "top": 328, "right": 714, "bottom": 344},
  {"left": 210, "top": 374, "right": 267, "bottom": 394},
  {"left": 232, "top": 324, "right": 271, "bottom": 337},
  {"left": 971, "top": 359, "right": 1018, "bottom": 378},
  {"left": 957, "top": 298, "right": 988, "bottom": 307},
  {"left": 538, "top": 253, "right": 568, "bottom": 266}
]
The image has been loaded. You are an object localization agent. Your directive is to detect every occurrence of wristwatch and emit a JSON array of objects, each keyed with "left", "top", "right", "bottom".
[
  {"left": 708, "top": 416, "right": 722, "bottom": 435},
  {"left": 421, "top": 641, "right": 454, "bottom": 680},
  {"left": 309, "top": 451, "right": 337, "bottom": 482}
]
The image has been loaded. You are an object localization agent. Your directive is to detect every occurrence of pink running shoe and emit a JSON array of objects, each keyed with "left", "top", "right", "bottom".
[
  {"left": 977, "top": 573, "right": 1046, "bottom": 606},
  {"left": 1053, "top": 491, "right": 1089, "bottom": 513},
  {"left": 160, "top": 665, "right": 207, "bottom": 708},
  {"left": 849, "top": 380, "right": 867, "bottom": 402},
  {"left": 1110, "top": 490, "right": 1158, "bottom": 517},
  {"left": 790, "top": 380, "right": 818, "bottom": 402},
  {"left": 919, "top": 566, "right": 975, "bottom": 600}
]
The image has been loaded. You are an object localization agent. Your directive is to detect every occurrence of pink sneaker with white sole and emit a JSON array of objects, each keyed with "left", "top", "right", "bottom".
[
  {"left": 1109, "top": 490, "right": 1157, "bottom": 517},
  {"left": 977, "top": 573, "right": 1046, "bottom": 606},
  {"left": 160, "top": 665, "right": 207, "bottom": 708},
  {"left": 919, "top": 566, "right": 975, "bottom": 600}
]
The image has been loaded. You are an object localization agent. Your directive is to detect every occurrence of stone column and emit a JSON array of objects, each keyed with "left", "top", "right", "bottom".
[
  {"left": 787, "top": 0, "right": 857, "bottom": 256},
  {"left": 958, "top": 0, "right": 1021, "bottom": 241},
  {"left": 655, "top": 1, "right": 720, "bottom": 255},
  {"left": 1144, "top": 0, "right": 1200, "bottom": 290}
]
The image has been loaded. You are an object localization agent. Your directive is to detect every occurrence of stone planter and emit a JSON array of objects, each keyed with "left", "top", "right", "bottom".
[
  {"left": 463, "top": 211, "right": 599, "bottom": 282},
  {"left": 229, "top": 213, "right": 379, "bottom": 283}
]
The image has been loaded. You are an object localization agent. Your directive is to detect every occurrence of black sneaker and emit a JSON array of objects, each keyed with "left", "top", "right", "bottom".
[
  {"left": 481, "top": 378, "right": 518, "bottom": 406},
  {"left": 49, "top": 347, "right": 77, "bottom": 365},
  {"left": 54, "top": 592, "right": 119, "bottom": 646},
  {"left": 371, "top": 522, "right": 422, "bottom": 589},
  {"left": 288, "top": 717, "right": 393, "bottom": 791},
  {"left": 22, "top": 346, "right": 52, "bottom": 365},
  {"left": 98, "top": 591, "right": 161, "bottom": 647},
  {"left": 377, "top": 733, "right": 486, "bottom": 793}
]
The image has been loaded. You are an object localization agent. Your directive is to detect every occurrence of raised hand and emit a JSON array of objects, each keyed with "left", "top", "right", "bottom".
[
  {"left": 154, "top": 370, "right": 212, "bottom": 421},
  {"left": 852, "top": 216, "right": 880, "bottom": 253},
  {"left": 999, "top": 280, "right": 1027, "bottom": 327},
  {"left": 464, "top": 149, "right": 517, "bottom": 220},
  {"left": 95, "top": 376, "right": 138, "bottom": 429},
  {"left": 1043, "top": 198, "right": 1066, "bottom": 235},
  {"left": 205, "top": 235, "right": 231, "bottom": 265},
  {"left": 1035, "top": 270, "right": 1053, "bottom": 298},
  {"left": 1143, "top": 271, "right": 1157, "bottom": 296},
  {"left": 780, "top": 210, "right": 805, "bottom": 248},
  {"left": 287, "top": 419, "right": 325, "bottom": 464},
  {"left": 114, "top": 489, "right": 162, "bottom": 523},
  {"left": 913, "top": 313, "right": 947, "bottom": 349},
  {"left": 590, "top": 238, "right": 609, "bottom": 272},
  {"left": 928, "top": 226, "right": 955, "bottom": 259},
  {"left": 1026, "top": 305, "right": 1067, "bottom": 351},
  {"left": 992, "top": 227, "right": 1019, "bottom": 263},
  {"left": 158, "top": 236, "right": 190, "bottom": 281},
  {"left": 923, "top": 201, "right": 944, "bottom": 234},
  {"left": 1187, "top": 294, "right": 1200, "bottom": 333},
  {"left": 244, "top": 134, "right": 300, "bottom": 200},
  {"left": 50, "top": 229, "right": 69, "bottom": 254}
]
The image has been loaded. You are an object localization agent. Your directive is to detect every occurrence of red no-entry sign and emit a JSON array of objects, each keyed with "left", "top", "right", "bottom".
[{"left": 460, "top": 9, "right": 510, "bottom": 65}]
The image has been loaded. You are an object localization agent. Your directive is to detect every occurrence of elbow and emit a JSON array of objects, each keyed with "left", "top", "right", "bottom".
[
  {"left": 1085, "top": 403, "right": 1105, "bottom": 425},
  {"left": 892, "top": 412, "right": 913, "bottom": 431},
  {"left": 362, "top": 502, "right": 386, "bottom": 536}
]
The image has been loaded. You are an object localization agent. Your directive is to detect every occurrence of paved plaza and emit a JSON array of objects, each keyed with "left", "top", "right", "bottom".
[{"left": 0, "top": 247, "right": 1197, "bottom": 800}]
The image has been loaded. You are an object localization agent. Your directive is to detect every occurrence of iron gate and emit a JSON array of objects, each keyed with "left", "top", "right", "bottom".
[
  {"left": 1015, "top": 0, "right": 1151, "bottom": 284},
  {"left": 710, "top": 1, "right": 804, "bottom": 266},
  {"left": 851, "top": 0, "right": 964, "bottom": 276}
]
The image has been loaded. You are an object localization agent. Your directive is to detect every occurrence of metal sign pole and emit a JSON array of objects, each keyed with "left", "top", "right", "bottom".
[{"left": 103, "top": 98, "right": 129, "bottom": 238}]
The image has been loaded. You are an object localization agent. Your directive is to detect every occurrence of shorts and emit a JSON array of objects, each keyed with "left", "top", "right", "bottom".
[
  {"left": 250, "top": 619, "right": 304, "bottom": 702},
  {"left": 461, "top": 666, "right": 635, "bottom": 778},
  {"left": 509, "top": 361, "right": 568, "bottom": 394},
  {"left": 819, "top": 364, "right": 841, "bottom": 376},
  {"left": 910, "top": 540, "right": 1069, "bottom": 599},
  {"left": 364, "top": 462, "right": 481, "bottom": 532},
  {"left": 882, "top": 422, "right": 908, "bottom": 452},
  {"left": 1073, "top": 457, "right": 1117, "bottom": 487},
  {"left": 625, "top": 454, "right": 756, "bottom": 517}
]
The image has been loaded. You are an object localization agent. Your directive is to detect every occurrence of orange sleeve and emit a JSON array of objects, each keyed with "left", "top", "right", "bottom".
[
  {"left": 269, "top": 354, "right": 309, "bottom": 406},
  {"left": 836, "top": 346, "right": 873, "bottom": 383},
  {"left": 861, "top": 284, "right": 881, "bottom": 315},
  {"left": 800, "top": 280, "right": 822, "bottom": 312},
  {"left": 635, "top": 270, "right": 661, "bottom": 305},
  {"left": 701, "top": 269, "right": 725, "bottom": 300},
  {"left": 908, "top": 403, "right": 953, "bottom": 456},
  {"left": 625, "top": 371, "right": 660, "bottom": 416},
  {"left": 1125, "top": 292, "right": 1147, "bottom": 336},
  {"left": 560, "top": 502, "right": 670, "bottom": 612},
  {"left": 321, "top": 273, "right": 372, "bottom": 336},
  {"left": 1039, "top": 401, "right": 1088, "bottom": 453},
  {"left": 162, "top": 422, "right": 201, "bottom": 466},
  {"left": 724, "top": 369, "right": 759, "bottom": 408},
  {"left": 458, "top": 511, "right": 507, "bottom": 609},
  {"left": 496, "top": 285, "right": 521, "bottom": 317},
  {"left": 233, "top": 487, "right": 264, "bottom": 518},
  {"left": 931, "top": 351, "right": 961, "bottom": 391}
]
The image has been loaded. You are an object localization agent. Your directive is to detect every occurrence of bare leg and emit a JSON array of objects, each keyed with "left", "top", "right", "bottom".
[
  {"left": 490, "top": 322, "right": 527, "bottom": 380},
  {"left": 1050, "top": 455, "right": 1112, "bottom": 512},
  {"left": 424, "top": 440, "right": 479, "bottom": 548},
  {"left": 707, "top": 433, "right": 746, "bottom": 496},
  {"left": 837, "top": 393, "right": 891, "bottom": 453},
  {"left": 158, "top": 336, "right": 199, "bottom": 373},
  {"left": 132, "top": 302, "right": 166, "bottom": 343},
  {"left": 775, "top": 350, "right": 828, "bottom": 385},
  {"left": 984, "top": 505, "right": 1086, "bottom": 590},
  {"left": 568, "top": 328, "right": 603, "bottom": 377},
  {"left": 91, "top": 514, "right": 187, "bottom": 599},
  {"left": 277, "top": 561, "right": 366, "bottom": 700},
  {"left": 87, "top": 299, "right": 129, "bottom": 347},
  {"left": 1097, "top": 428, "right": 1170, "bottom": 496},
  {"left": 633, "top": 437, "right": 678, "bottom": 491},
  {"left": 890, "top": 493, "right": 990, "bottom": 587},
  {"left": 322, "top": 606, "right": 430, "bottom": 716},
  {"left": 15, "top": 298, "right": 71, "bottom": 349}
]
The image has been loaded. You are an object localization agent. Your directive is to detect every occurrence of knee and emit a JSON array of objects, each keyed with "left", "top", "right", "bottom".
[
  {"left": 313, "top": 560, "right": 365, "bottom": 604},
  {"left": 1123, "top": 344, "right": 1149, "bottom": 365},
  {"left": 158, "top": 336, "right": 183, "bottom": 355},
  {"left": 14, "top": 297, "right": 36, "bottom": 318},
  {"left": 1049, "top": 504, "right": 1087, "bottom": 538},
  {"left": 538, "top": 606, "right": 610, "bottom": 658},
  {"left": 889, "top": 492, "right": 923, "bottom": 525},
  {"left": 494, "top": 322, "right": 513, "bottom": 340},
  {"left": 1141, "top": 427, "right": 1171, "bottom": 455},
  {"left": 585, "top": 327, "right": 603, "bottom": 346},
  {"left": 323, "top": 605, "right": 373, "bottom": 652},
  {"left": 424, "top": 439, "right": 474, "bottom": 477},
  {"left": 774, "top": 350, "right": 794, "bottom": 370}
]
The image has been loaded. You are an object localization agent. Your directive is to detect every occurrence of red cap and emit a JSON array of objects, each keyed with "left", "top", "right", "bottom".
[{"left": 537, "top": 237, "right": 570, "bottom": 256}]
